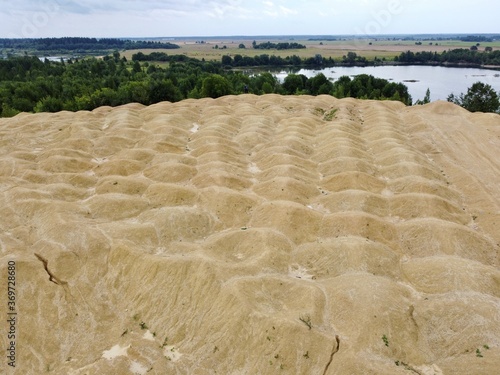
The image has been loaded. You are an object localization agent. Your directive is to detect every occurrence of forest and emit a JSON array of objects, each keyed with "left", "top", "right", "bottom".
[
  {"left": 395, "top": 48, "right": 500, "bottom": 66},
  {"left": 0, "top": 37, "right": 179, "bottom": 55},
  {"left": 0, "top": 53, "right": 412, "bottom": 117},
  {"left": 251, "top": 41, "right": 307, "bottom": 50},
  {"left": 133, "top": 51, "right": 333, "bottom": 68}
]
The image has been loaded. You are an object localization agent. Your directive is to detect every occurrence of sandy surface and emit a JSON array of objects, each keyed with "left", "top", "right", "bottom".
[{"left": 0, "top": 95, "right": 499, "bottom": 374}]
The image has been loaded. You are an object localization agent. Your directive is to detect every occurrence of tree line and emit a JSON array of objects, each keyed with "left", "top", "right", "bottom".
[
  {"left": 133, "top": 51, "right": 330, "bottom": 67},
  {"left": 395, "top": 48, "right": 500, "bottom": 66},
  {"left": 133, "top": 51, "right": 372, "bottom": 68},
  {"left": 251, "top": 41, "right": 306, "bottom": 50},
  {"left": 0, "top": 53, "right": 414, "bottom": 117},
  {"left": 0, "top": 37, "right": 179, "bottom": 55}
]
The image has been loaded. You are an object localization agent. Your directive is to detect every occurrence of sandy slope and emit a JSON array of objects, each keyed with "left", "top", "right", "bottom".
[{"left": 0, "top": 95, "right": 499, "bottom": 375}]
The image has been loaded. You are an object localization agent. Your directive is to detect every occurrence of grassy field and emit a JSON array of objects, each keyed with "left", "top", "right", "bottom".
[{"left": 121, "top": 37, "right": 500, "bottom": 62}]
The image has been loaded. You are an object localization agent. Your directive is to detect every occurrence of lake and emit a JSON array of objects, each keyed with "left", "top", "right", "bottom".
[{"left": 273, "top": 65, "right": 500, "bottom": 102}]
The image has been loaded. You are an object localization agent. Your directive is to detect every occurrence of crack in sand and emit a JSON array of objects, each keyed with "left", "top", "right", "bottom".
[
  {"left": 34, "top": 253, "right": 67, "bottom": 286},
  {"left": 322, "top": 335, "right": 340, "bottom": 375}
]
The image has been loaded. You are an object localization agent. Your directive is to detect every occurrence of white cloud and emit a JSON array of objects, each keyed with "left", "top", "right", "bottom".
[
  {"left": 1, "top": 0, "right": 500, "bottom": 38},
  {"left": 279, "top": 5, "right": 297, "bottom": 16}
]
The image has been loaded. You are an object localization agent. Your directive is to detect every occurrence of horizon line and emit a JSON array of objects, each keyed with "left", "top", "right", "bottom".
[{"left": 2, "top": 32, "right": 500, "bottom": 40}]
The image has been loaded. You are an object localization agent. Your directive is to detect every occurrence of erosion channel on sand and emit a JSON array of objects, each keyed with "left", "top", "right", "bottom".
[{"left": 0, "top": 94, "right": 499, "bottom": 374}]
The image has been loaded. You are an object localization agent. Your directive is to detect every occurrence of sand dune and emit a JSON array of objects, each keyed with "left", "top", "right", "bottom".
[{"left": 1, "top": 95, "right": 499, "bottom": 374}]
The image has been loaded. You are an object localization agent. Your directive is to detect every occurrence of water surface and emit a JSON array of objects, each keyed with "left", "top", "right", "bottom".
[{"left": 274, "top": 65, "right": 500, "bottom": 102}]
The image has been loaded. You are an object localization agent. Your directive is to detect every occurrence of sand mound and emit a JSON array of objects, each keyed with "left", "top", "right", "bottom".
[{"left": 1, "top": 95, "right": 499, "bottom": 375}]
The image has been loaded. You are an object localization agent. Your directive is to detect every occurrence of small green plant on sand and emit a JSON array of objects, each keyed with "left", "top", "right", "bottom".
[
  {"left": 314, "top": 107, "right": 326, "bottom": 116},
  {"left": 161, "top": 337, "right": 168, "bottom": 348},
  {"left": 382, "top": 334, "right": 389, "bottom": 347},
  {"left": 323, "top": 108, "right": 338, "bottom": 121}
]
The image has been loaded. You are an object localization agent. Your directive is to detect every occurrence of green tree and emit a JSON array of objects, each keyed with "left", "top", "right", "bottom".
[
  {"left": 307, "top": 73, "right": 332, "bottom": 95},
  {"left": 448, "top": 82, "right": 500, "bottom": 113},
  {"left": 201, "top": 74, "right": 232, "bottom": 98},
  {"left": 233, "top": 54, "right": 243, "bottom": 66},
  {"left": 150, "top": 79, "right": 182, "bottom": 103},
  {"left": 34, "top": 96, "right": 64, "bottom": 112},
  {"left": 262, "top": 82, "right": 273, "bottom": 94},
  {"left": 283, "top": 74, "right": 307, "bottom": 94},
  {"left": 221, "top": 55, "right": 232, "bottom": 66},
  {"left": 89, "top": 88, "right": 120, "bottom": 107},
  {"left": 251, "top": 72, "right": 277, "bottom": 94},
  {"left": 1, "top": 103, "right": 20, "bottom": 117},
  {"left": 132, "top": 61, "right": 142, "bottom": 73},
  {"left": 119, "top": 81, "right": 150, "bottom": 104},
  {"left": 344, "top": 52, "right": 357, "bottom": 64},
  {"left": 415, "top": 88, "right": 431, "bottom": 105}
]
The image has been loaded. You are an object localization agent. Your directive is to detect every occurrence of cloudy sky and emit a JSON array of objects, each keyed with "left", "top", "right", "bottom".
[{"left": 1, "top": 0, "right": 499, "bottom": 38}]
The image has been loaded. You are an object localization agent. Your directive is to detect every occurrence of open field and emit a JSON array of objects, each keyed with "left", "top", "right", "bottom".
[
  {"left": 122, "top": 37, "right": 500, "bottom": 62},
  {"left": 1, "top": 94, "right": 499, "bottom": 374}
]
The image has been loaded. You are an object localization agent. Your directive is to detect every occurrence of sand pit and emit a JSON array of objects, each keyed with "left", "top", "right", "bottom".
[{"left": 0, "top": 95, "right": 499, "bottom": 374}]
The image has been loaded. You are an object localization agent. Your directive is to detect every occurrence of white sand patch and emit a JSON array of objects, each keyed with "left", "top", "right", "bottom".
[
  {"left": 247, "top": 162, "right": 261, "bottom": 174},
  {"left": 190, "top": 123, "right": 200, "bottom": 133},
  {"left": 102, "top": 344, "right": 130, "bottom": 360},
  {"left": 163, "top": 345, "right": 182, "bottom": 362},
  {"left": 288, "top": 264, "right": 315, "bottom": 280},
  {"left": 130, "top": 361, "right": 149, "bottom": 375},
  {"left": 414, "top": 364, "right": 444, "bottom": 375},
  {"left": 381, "top": 188, "right": 394, "bottom": 197},
  {"left": 306, "top": 203, "right": 330, "bottom": 214},
  {"left": 154, "top": 247, "right": 167, "bottom": 255},
  {"left": 143, "top": 330, "right": 156, "bottom": 341},
  {"left": 84, "top": 170, "right": 96, "bottom": 177}
]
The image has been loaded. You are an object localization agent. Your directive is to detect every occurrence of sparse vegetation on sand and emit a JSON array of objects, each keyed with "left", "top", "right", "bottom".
[{"left": 2, "top": 94, "right": 500, "bottom": 374}]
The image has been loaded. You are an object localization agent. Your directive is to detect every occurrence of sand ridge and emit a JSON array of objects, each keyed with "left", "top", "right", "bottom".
[{"left": 0, "top": 95, "right": 499, "bottom": 374}]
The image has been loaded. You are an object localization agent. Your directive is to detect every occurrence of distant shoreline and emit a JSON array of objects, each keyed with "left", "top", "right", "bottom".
[
  {"left": 333, "top": 61, "right": 500, "bottom": 71},
  {"left": 126, "top": 33, "right": 500, "bottom": 41},
  {"left": 235, "top": 62, "right": 500, "bottom": 71}
]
